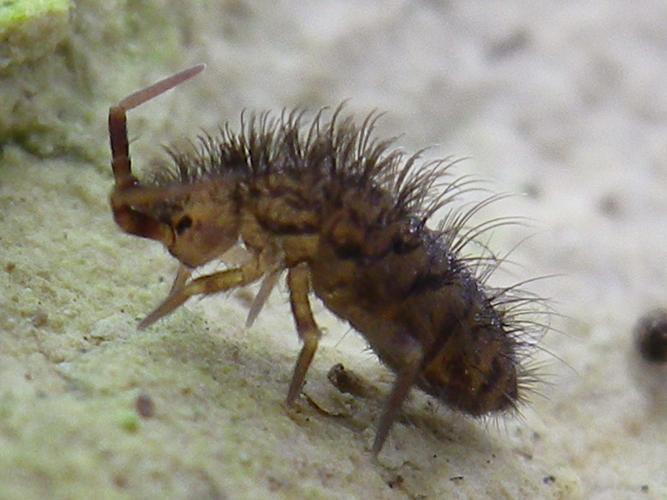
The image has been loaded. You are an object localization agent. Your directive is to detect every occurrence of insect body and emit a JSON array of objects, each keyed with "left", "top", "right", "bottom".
[{"left": 108, "top": 65, "right": 536, "bottom": 454}]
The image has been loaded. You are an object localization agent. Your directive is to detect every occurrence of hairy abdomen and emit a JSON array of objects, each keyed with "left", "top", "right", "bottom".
[{"left": 308, "top": 211, "right": 520, "bottom": 417}]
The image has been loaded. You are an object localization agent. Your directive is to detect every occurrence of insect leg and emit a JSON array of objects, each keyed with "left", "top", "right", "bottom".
[
  {"left": 138, "top": 253, "right": 267, "bottom": 330},
  {"left": 245, "top": 265, "right": 282, "bottom": 328},
  {"left": 373, "top": 337, "right": 424, "bottom": 455},
  {"left": 285, "top": 263, "right": 322, "bottom": 405},
  {"left": 169, "top": 264, "right": 192, "bottom": 295}
]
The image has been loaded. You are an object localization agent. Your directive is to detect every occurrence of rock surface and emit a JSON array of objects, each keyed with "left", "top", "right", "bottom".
[{"left": 1, "top": 1, "right": 666, "bottom": 498}]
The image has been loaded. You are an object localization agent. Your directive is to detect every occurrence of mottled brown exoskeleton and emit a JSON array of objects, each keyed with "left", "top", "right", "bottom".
[{"left": 108, "top": 65, "right": 540, "bottom": 455}]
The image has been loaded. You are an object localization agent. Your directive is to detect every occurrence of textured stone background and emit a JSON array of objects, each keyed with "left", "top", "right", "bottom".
[{"left": 1, "top": 1, "right": 666, "bottom": 498}]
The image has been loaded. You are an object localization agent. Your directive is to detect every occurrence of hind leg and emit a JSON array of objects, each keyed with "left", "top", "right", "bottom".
[{"left": 372, "top": 336, "right": 423, "bottom": 455}]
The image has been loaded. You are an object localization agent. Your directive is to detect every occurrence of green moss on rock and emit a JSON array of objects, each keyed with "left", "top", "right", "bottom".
[{"left": 0, "top": 0, "right": 70, "bottom": 70}]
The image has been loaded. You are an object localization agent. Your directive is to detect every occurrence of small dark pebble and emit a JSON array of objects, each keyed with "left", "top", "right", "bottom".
[
  {"left": 543, "top": 475, "right": 556, "bottom": 485},
  {"left": 449, "top": 476, "right": 464, "bottom": 482},
  {"left": 327, "top": 363, "right": 369, "bottom": 397},
  {"left": 634, "top": 309, "right": 667, "bottom": 363},
  {"left": 641, "top": 485, "right": 649, "bottom": 493},
  {"left": 31, "top": 310, "right": 48, "bottom": 328},
  {"left": 522, "top": 181, "right": 541, "bottom": 199},
  {"left": 267, "top": 476, "right": 283, "bottom": 492},
  {"left": 598, "top": 193, "right": 622, "bottom": 217},
  {"left": 135, "top": 393, "right": 155, "bottom": 418},
  {"left": 113, "top": 474, "right": 128, "bottom": 488},
  {"left": 387, "top": 475, "right": 404, "bottom": 489},
  {"left": 487, "top": 29, "right": 530, "bottom": 60}
]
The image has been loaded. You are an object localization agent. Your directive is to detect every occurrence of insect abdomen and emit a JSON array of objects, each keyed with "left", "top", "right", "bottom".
[
  {"left": 308, "top": 207, "right": 520, "bottom": 417},
  {"left": 233, "top": 121, "right": 522, "bottom": 419}
]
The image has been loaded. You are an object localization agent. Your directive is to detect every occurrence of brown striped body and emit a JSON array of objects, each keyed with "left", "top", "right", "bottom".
[
  {"left": 108, "top": 66, "right": 535, "bottom": 455},
  {"left": 145, "top": 168, "right": 520, "bottom": 417}
]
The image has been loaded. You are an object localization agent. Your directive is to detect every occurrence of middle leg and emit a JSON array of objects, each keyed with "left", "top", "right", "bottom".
[{"left": 286, "top": 263, "right": 322, "bottom": 405}]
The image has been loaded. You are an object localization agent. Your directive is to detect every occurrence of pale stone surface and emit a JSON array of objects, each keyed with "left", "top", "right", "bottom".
[{"left": 1, "top": 1, "right": 666, "bottom": 498}]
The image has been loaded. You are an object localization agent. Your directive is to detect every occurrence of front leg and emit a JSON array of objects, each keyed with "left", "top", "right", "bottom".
[
  {"left": 245, "top": 265, "right": 282, "bottom": 328},
  {"left": 138, "top": 253, "right": 268, "bottom": 329},
  {"left": 169, "top": 264, "right": 192, "bottom": 295}
]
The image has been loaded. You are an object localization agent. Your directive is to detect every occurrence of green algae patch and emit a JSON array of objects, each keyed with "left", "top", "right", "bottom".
[
  {"left": 0, "top": 0, "right": 186, "bottom": 160},
  {"left": 117, "top": 410, "right": 140, "bottom": 433},
  {"left": 0, "top": 0, "right": 70, "bottom": 70},
  {"left": 0, "top": 0, "right": 69, "bottom": 25}
]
